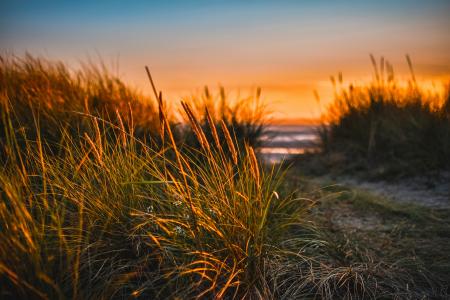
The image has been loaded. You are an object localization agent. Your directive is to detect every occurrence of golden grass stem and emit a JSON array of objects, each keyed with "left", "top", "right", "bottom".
[{"left": 220, "top": 120, "right": 238, "bottom": 165}]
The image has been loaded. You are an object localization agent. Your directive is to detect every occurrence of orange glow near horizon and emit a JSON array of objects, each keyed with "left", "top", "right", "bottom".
[
  {"left": 2, "top": 1, "right": 449, "bottom": 123},
  {"left": 123, "top": 63, "right": 449, "bottom": 123}
]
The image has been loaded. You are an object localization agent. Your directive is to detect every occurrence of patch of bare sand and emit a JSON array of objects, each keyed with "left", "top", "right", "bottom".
[
  {"left": 332, "top": 210, "right": 386, "bottom": 230},
  {"left": 321, "top": 202, "right": 390, "bottom": 231},
  {"left": 337, "top": 172, "right": 450, "bottom": 209}
]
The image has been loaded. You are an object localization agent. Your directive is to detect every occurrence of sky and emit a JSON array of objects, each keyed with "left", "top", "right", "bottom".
[{"left": 1, "top": 0, "right": 449, "bottom": 121}]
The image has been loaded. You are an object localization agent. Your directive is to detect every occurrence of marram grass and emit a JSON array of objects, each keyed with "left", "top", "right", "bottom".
[
  {"left": 0, "top": 55, "right": 443, "bottom": 299},
  {"left": 0, "top": 63, "right": 320, "bottom": 298},
  {"left": 0, "top": 100, "right": 318, "bottom": 299},
  {"left": 317, "top": 55, "right": 450, "bottom": 177}
]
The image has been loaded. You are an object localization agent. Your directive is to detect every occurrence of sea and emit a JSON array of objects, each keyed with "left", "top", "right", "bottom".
[{"left": 259, "top": 125, "right": 318, "bottom": 164}]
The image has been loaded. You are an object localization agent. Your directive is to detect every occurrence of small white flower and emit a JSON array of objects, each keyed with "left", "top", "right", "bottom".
[{"left": 146, "top": 205, "right": 154, "bottom": 213}]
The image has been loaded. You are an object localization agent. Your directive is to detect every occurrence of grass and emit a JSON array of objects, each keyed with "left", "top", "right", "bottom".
[
  {"left": 1, "top": 54, "right": 448, "bottom": 299},
  {"left": 286, "top": 173, "right": 450, "bottom": 298},
  {"left": 313, "top": 55, "right": 450, "bottom": 179},
  {"left": 0, "top": 92, "right": 317, "bottom": 298},
  {"left": 181, "top": 85, "right": 267, "bottom": 151},
  {"left": 0, "top": 55, "right": 317, "bottom": 299},
  {"left": 0, "top": 54, "right": 161, "bottom": 147}
]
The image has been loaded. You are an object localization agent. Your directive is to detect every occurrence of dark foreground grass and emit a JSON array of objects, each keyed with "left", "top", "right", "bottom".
[
  {"left": 1, "top": 55, "right": 447, "bottom": 299},
  {"left": 309, "top": 56, "right": 450, "bottom": 179}
]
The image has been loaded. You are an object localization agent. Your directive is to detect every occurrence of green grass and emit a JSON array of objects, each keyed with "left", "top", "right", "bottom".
[
  {"left": 0, "top": 55, "right": 317, "bottom": 299},
  {"left": 1, "top": 54, "right": 448, "bottom": 299},
  {"left": 0, "top": 96, "right": 319, "bottom": 298}
]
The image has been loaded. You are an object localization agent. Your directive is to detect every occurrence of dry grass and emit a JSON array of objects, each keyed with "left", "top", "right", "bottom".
[
  {"left": 0, "top": 54, "right": 444, "bottom": 299},
  {"left": 316, "top": 55, "right": 450, "bottom": 178},
  {"left": 0, "top": 55, "right": 315, "bottom": 299}
]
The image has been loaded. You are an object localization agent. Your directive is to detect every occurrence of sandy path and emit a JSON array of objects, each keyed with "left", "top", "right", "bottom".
[{"left": 335, "top": 173, "right": 450, "bottom": 209}]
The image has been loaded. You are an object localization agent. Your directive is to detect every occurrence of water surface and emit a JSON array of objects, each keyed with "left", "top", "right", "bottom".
[{"left": 260, "top": 125, "right": 318, "bottom": 164}]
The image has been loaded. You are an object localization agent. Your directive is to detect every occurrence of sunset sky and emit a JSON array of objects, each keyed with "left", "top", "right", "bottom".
[{"left": 1, "top": 0, "right": 449, "bottom": 121}]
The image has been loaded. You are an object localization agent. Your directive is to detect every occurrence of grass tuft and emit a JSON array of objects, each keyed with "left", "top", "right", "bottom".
[{"left": 316, "top": 56, "right": 450, "bottom": 178}]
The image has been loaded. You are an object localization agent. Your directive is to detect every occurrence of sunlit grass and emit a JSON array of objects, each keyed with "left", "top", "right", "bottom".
[
  {"left": 0, "top": 97, "right": 315, "bottom": 298},
  {"left": 1, "top": 54, "right": 446, "bottom": 299},
  {"left": 0, "top": 55, "right": 318, "bottom": 299}
]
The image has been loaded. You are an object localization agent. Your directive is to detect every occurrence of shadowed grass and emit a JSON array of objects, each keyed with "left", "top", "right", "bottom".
[
  {"left": 315, "top": 55, "right": 450, "bottom": 179},
  {"left": 181, "top": 85, "right": 267, "bottom": 152}
]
